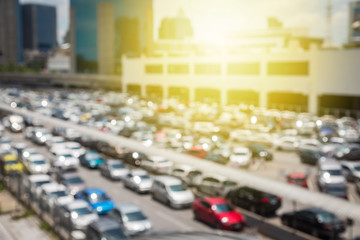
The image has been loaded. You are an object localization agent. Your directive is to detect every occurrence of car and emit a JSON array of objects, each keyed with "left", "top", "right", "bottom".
[
  {"left": 123, "top": 169, "right": 153, "bottom": 193},
  {"left": 317, "top": 159, "right": 347, "bottom": 193},
  {"left": 45, "top": 136, "right": 65, "bottom": 149},
  {"left": 56, "top": 171, "right": 86, "bottom": 195},
  {"left": 38, "top": 183, "right": 74, "bottom": 214},
  {"left": 124, "top": 151, "right": 148, "bottom": 167},
  {"left": 192, "top": 197, "right": 245, "bottom": 231},
  {"left": 141, "top": 156, "right": 173, "bottom": 174},
  {"left": 75, "top": 188, "right": 115, "bottom": 215},
  {"left": 21, "top": 147, "right": 40, "bottom": 163},
  {"left": 86, "top": 217, "right": 127, "bottom": 240},
  {"left": 2, "top": 115, "right": 24, "bottom": 132},
  {"left": 205, "top": 152, "right": 229, "bottom": 165},
  {"left": 197, "top": 174, "right": 237, "bottom": 197},
  {"left": 56, "top": 199, "right": 99, "bottom": 231},
  {"left": 187, "top": 146, "right": 208, "bottom": 159},
  {"left": 63, "top": 141, "right": 86, "bottom": 158},
  {"left": 99, "top": 159, "right": 129, "bottom": 180},
  {"left": 79, "top": 150, "right": 105, "bottom": 169},
  {"left": 229, "top": 147, "right": 252, "bottom": 168},
  {"left": 182, "top": 169, "right": 203, "bottom": 188},
  {"left": 31, "top": 127, "right": 52, "bottom": 145},
  {"left": 226, "top": 186, "right": 282, "bottom": 216},
  {"left": 286, "top": 172, "right": 308, "bottom": 188},
  {"left": 50, "top": 147, "right": 80, "bottom": 171},
  {"left": 151, "top": 175, "right": 194, "bottom": 209},
  {"left": 24, "top": 154, "right": 50, "bottom": 174},
  {"left": 21, "top": 174, "right": 51, "bottom": 202},
  {"left": 299, "top": 148, "right": 326, "bottom": 166},
  {"left": 341, "top": 161, "right": 360, "bottom": 182},
  {"left": 274, "top": 136, "right": 299, "bottom": 151},
  {"left": 171, "top": 164, "right": 195, "bottom": 181},
  {"left": 281, "top": 208, "right": 346, "bottom": 238},
  {"left": 248, "top": 144, "right": 273, "bottom": 161},
  {"left": 11, "top": 142, "right": 27, "bottom": 157},
  {"left": 108, "top": 203, "right": 152, "bottom": 236},
  {"left": 322, "top": 183, "right": 348, "bottom": 199},
  {"left": 0, "top": 154, "right": 24, "bottom": 175}
]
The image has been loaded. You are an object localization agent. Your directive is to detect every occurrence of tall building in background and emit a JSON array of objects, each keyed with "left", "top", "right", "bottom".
[
  {"left": 159, "top": 9, "right": 193, "bottom": 40},
  {"left": 22, "top": 4, "right": 57, "bottom": 52},
  {"left": 349, "top": 1, "right": 360, "bottom": 46},
  {"left": 0, "top": 0, "right": 23, "bottom": 65},
  {"left": 70, "top": 0, "right": 153, "bottom": 74}
]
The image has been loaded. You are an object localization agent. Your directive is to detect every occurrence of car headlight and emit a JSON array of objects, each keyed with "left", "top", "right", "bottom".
[
  {"left": 221, "top": 217, "right": 228, "bottom": 224},
  {"left": 96, "top": 206, "right": 102, "bottom": 212}
]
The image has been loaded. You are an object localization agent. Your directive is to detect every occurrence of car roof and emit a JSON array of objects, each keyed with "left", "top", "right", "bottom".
[
  {"left": 154, "top": 175, "right": 181, "bottom": 185},
  {"left": 66, "top": 199, "right": 89, "bottom": 210},
  {"left": 318, "top": 159, "right": 341, "bottom": 169},
  {"left": 90, "top": 217, "right": 122, "bottom": 232},
  {"left": 61, "top": 172, "right": 81, "bottom": 179},
  {"left": 107, "top": 159, "right": 123, "bottom": 164},
  {"left": 202, "top": 197, "right": 227, "bottom": 205},
  {"left": 41, "top": 183, "right": 66, "bottom": 192},
  {"left": 148, "top": 155, "right": 167, "bottom": 162},
  {"left": 28, "top": 174, "right": 51, "bottom": 182},
  {"left": 28, "top": 154, "right": 45, "bottom": 161},
  {"left": 115, "top": 203, "right": 141, "bottom": 214},
  {"left": 130, "top": 169, "right": 148, "bottom": 175},
  {"left": 84, "top": 188, "right": 106, "bottom": 195},
  {"left": 288, "top": 172, "right": 307, "bottom": 179}
]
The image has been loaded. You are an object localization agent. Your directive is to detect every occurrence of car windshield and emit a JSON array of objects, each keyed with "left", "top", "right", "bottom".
[
  {"left": 316, "top": 211, "right": 338, "bottom": 223},
  {"left": 5, "top": 160, "right": 19, "bottom": 165},
  {"left": 70, "top": 146, "right": 81, "bottom": 150},
  {"left": 354, "top": 166, "right": 360, "bottom": 171},
  {"left": 110, "top": 163, "right": 124, "bottom": 169},
  {"left": 32, "top": 160, "right": 46, "bottom": 165},
  {"left": 73, "top": 207, "right": 92, "bottom": 216},
  {"left": 169, "top": 184, "right": 185, "bottom": 192},
  {"left": 35, "top": 180, "right": 50, "bottom": 187},
  {"left": 66, "top": 177, "right": 84, "bottom": 184},
  {"left": 324, "top": 170, "right": 342, "bottom": 176},
  {"left": 88, "top": 193, "right": 110, "bottom": 203},
  {"left": 50, "top": 190, "right": 68, "bottom": 198},
  {"left": 213, "top": 203, "right": 233, "bottom": 213},
  {"left": 139, "top": 174, "right": 150, "bottom": 180},
  {"left": 103, "top": 228, "right": 127, "bottom": 240},
  {"left": 60, "top": 154, "right": 73, "bottom": 158},
  {"left": 326, "top": 186, "right": 347, "bottom": 195},
  {"left": 124, "top": 211, "right": 147, "bottom": 222},
  {"left": 86, "top": 153, "right": 100, "bottom": 160}
]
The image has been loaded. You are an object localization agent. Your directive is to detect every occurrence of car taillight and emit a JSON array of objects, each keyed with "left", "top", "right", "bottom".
[
  {"left": 323, "top": 224, "right": 331, "bottom": 230},
  {"left": 277, "top": 196, "right": 282, "bottom": 201},
  {"left": 343, "top": 195, "right": 348, "bottom": 200},
  {"left": 260, "top": 198, "right": 269, "bottom": 203}
]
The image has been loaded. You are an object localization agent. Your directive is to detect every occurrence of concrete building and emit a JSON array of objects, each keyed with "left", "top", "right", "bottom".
[
  {"left": 159, "top": 9, "right": 193, "bottom": 40},
  {"left": 22, "top": 4, "right": 57, "bottom": 52},
  {"left": 70, "top": 0, "right": 153, "bottom": 74},
  {"left": 0, "top": 0, "right": 23, "bottom": 65},
  {"left": 122, "top": 48, "right": 360, "bottom": 117},
  {"left": 349, "top": 1, "right": 360, "bottom": 46}
]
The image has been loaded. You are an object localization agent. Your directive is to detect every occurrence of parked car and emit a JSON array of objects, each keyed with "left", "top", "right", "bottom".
[
  {"left": 205, "top": 152, "right": 228, "bottom": 165},
  {"left": 192, "top": 197, "right": 245, "bottom": 231},
  {"left": 286, "top": 172, "right": 308, "bottom": 188},
  {"left": 45, "top": 136, "right": 65, "bottom": 149},
  {"left": 22, "top": 174, "right": 51, "bottom": 201},
  {"left": 321, "top": 183, "right": 348, "bottom": 199},
  {"left": 108, "top": 203, "right": 152, "bottom": 236},
  {"left": 229, "top": 147, "right": 252, "bottom": 168},
  {"left": 56, "top": 171, "right": 86, "bottom": 195},
  {"left": 141, "top": 156, "right": 173, "bottom": 174},
  {"left": 226, "top": 186, "right": 282, "bottom": 216},
  {"left": 2, "top": 115, "right": 24, "bottom": 132},
  {"left": 38, "top": 183, "right": 74, "bottom": 214},
  {"left": 274, "top": 136, "right": 299, "bottom": 151},
  {"left": 63, "top": 141, "right": 86, "bottom": 158},
  {"left": 21, "top": 147, "right": 40, "bottom": 163},
  {"left": 24, "top": 154, "right": 50, "bottom": 174},
  {"left": 79, "top": 150, "right": 105, "bottom": 169},
  {"left": 99, "top": 159, "right": 129, "bottom": 180},
  {"left": 31, "top": 127, "right": 52, "bottom": 145},
  {"left": 317, "top": 159, "right": 347, "bottom": 193},
  {"left": 50, "top": 147, "right": 79, "bottom": 171},
  {"left": 124, "top": 151, "right": 148, "bottom": 167},
  {"left": 187, "top": 146, "right": 208, "bottom": 159},
  {"left": 56, "top": 199, "right": 98, "bottom": 231},
  {"left": 299, "top": 148, "right": 326, "bottom": 166},
  {"left": 75, "top": 188, "right": 115, "bottom": 215},
  {"left": 341, "top": 161, "right": 360, "bottom": 182},
  {"left": 248, "top": 144, "right": 273, "bottom": 161},
  {"left": 86, "top": 217, "right": 127, "bottom": 240},
  {"left": 123, "top": 169, "right": 153, "bottom": 193},
  {"left": 151, "top": 175, "right": 194, "bottom": 209},
  {"left": 197, "top": 174, "right": 237, "bottom": 197},
  {"left": 281, "top": 208, "right": 346, "bottom": 238},
  {"left": 0, "top": 154, "right": 24, "bottom": 175}
]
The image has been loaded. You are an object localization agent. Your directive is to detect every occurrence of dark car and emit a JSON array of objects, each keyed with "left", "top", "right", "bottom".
[
  {"left": 299, "top": 148, "right": 326, "bottom": 165},
  {"left": 322, "top": 183, "right": 348, "bottom": 200},
  {"left": 205, "top": 152, "right": 228, "bottom": 165},
  {"left": 281, "top": 208, "right": 346, "bottom": 238},
  {"left": 124, "top": 151, "right": 148, "bottom": 167},
  {"left": 56, "top": 171, "right": 86, "bottom": 195},
  {"left": 248, "top": 144, "right": 273, "bottom": 161},
  {"left": 86, "top": 217, "right": 128, "bottom": 240},
  {"left": 79, "top": 150, "right": 105, "bottom": 169},
  {"left": 226, "top": 186, "right": 282, "bottom": 216}
]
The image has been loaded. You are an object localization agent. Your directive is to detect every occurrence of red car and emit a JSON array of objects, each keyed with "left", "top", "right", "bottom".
[
  {"left": 286, "top": 172, "right": 308, "bottom": 188},
  {"left": 187, "top": 146, "right": 208, "bottom": 159},
  {"left": 192, "top": 197, "right": 245, "bottom": 231}
]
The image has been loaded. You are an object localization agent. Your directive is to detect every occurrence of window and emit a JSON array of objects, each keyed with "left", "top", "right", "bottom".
[
  {"left": 195, "top": 64, "right": 221, "bottom": 75},
  {"left": 267, "top": 62, "right": 309, "bottom": 76},
  {"left": 227, "top": 63, "right": 260, "bottom": 75},
  {"left": 168, "top": 64, "right": 189, "bottom": 74},
  {"left": 200, "top": 201, "right": 211, "bottom": 209},
  {"left": 145, "top": 64, "right": 163, "bottom": 74}
]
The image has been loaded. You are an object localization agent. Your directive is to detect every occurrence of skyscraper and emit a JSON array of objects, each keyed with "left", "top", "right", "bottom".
[
  {"left": 159, "top": 9, "right": 193, "bottom": 40},
  {"left": 22, "top": 4, "right": 57, "bottom": 52},
  {"left": 0, "top": 0, "right": 23, "bottom": 65},
  {"left": 70, "top": 0, "right": 153, "bottom": 74},
  {"left": 349, "top": 1, "right": 360, "bottom": 45}
]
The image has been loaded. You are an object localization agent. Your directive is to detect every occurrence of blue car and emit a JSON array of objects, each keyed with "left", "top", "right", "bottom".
[
  {"left": 79, "top": 150, "right": 105, "bottom": 169},
  {"left": 75, "top": 188, "right": 115, "bottom": 215}
]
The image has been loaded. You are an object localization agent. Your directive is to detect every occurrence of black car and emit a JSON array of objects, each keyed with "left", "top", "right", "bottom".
[
  {"left": 248, "top": 144, "right": 273, "bottom": 161},
  {"left": 86, "top": 217, "right": 128, "bottom": 240},
  {"left": 226, "top": 186, "right": 281, "bottom": 216},
  {"left": 123, "top": 151, "right": 148, "bottom": 167},
  {"left": 281, "top": 208, "right": 346, "bottom": 238},
  {"left": 298, "top": 148, "right": 326, "bottom": 165}
]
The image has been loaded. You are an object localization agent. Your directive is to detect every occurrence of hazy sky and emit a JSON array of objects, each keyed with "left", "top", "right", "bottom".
[{"left": 20, "top": 0, "right": 355, "bottom": 46}]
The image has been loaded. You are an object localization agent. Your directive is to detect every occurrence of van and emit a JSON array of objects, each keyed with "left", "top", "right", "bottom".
[
  {"left": 317, "top": 159, "right": 347, "bottom": 198},
  {"left": 151, "top": 175, "right": 194, "bottom": 209}
]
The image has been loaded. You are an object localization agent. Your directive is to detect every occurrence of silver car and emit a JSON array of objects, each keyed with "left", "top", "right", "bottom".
[
  {"left": 108, "top": 203, "right": 151, "bottom": 236},
  {"left": 99, "top": 159, "right": 129, "bottom": 180},
  {"left": 151, "top": 175, "right": 194, "bottom": 209},
  {"left": 123, "top": 169, "right": 153, "bottom": 193},
  {"left": 38, "top": 183, "right": 74, "bottom": 215}
]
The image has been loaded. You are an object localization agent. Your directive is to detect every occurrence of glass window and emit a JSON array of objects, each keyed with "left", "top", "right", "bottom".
[
  {"left": 168, "top": 184, "right": 185, "bottom": 192},
  {"left": 124, "top": 211, "right": 146, "bottom": 222},
  {"left": 213, "top": 203, "right": 233, "bottom": 213}
]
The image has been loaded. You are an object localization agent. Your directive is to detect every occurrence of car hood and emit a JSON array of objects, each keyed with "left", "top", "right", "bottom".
[
  {"left": 216, "top": 211, "right": 245, "bottom": 224},
  {"left": 169, "top": 190, "right": 194, "bottom": 202},
  {"left": 73, "top": 213, "right": 99, "bottom": 227},
  {"left": 91, "top": 200, "right": 115, "bottom": 212},
  {"left": 125, "top": 220, "right": 151, "bottom": 234},
  {"left": 56, "top": 195, "right": 74, "bottom": 206},
  {"left": 322, "top": 175, "right": 346, "bottom": 184}
]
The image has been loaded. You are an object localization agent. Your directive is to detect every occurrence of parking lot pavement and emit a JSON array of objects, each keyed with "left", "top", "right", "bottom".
[{"left": 0, "top": 191, "right": 53, "bottom": 240}]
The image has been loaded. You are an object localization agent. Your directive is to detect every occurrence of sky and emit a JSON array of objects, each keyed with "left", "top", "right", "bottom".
[{"left": 20, "top": 0, "right": 356, "bottom": 46}]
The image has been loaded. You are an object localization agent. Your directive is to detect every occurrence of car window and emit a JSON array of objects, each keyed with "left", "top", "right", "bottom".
[
  {"left": 295, "top": 211, "right": 315, "bottom": 223},
  {"left": 200, "top": 201, "right": 211, "bottom": 209}
]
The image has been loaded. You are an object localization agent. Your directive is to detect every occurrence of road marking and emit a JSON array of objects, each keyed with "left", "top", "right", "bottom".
[{"left": 155, "top": 210, "right": 193, "bottom": 231}]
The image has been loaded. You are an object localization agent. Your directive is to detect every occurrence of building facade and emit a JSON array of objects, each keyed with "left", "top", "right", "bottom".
[
  {"left": 349, "top": 1, "right": 360, "bottom": 46},
  {"left": 0, "top": 0, "right": 23, "bottom": 65},
  {"left": 159, "top": 9, "right": 194, "bottom": 40},
  {"left": 22, "top": 4, "right": 57, "bottom": 52},
  {"left": 70, "top": 0, "right": 153, "bottom": 74}
]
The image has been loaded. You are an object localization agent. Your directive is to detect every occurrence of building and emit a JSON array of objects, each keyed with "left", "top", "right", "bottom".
[
  {"left": 22, "top": 4, "right": 57, "bottom": 52},
  {"left": 159, "top": 9, "right": 194, "bottom": 40},
  {"left": 70, "top": 0, "right": 154, "bottom": 74},
  {"left": 349, "top": 1, "right": 360, "bottom": 46},
  {"left": 47, "top": 44, "right": 71, "bottom": 73},
  {"left": 122, "top": 48, "right": 360, "bottom": 117},
  {"left": 0, "top": 0, "right": 23, "bottom": 65}
]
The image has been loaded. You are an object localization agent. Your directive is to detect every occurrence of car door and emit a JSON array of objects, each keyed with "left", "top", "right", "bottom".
[
  {"left": 294, "top": 211, "right": 315, "bottom": 233},
  {"left": 109, "top": 209, "right": 123, "bottom": 225},
  {"left": 233, "top": 187, "right": 247, "bottom": 208},
  {"left": 199, "top": 200, "right": 213, "bottom": 224}
]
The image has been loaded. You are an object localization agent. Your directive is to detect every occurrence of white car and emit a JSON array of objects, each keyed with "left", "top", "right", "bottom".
[
  {"left": 46, "top": 136, "right": 65, "bottom": 149},
  {"left": 274, "top": 136, "right": 299, "bottom": 151},
  {"left": 62, "top": 142, "right": 86, "bottom": 158},
  {"left": 141, "top": 156, "right": 173, "bottom": 174},
  {"left": 171, "top": 164, "right": 195, "bottom": 182},
  {"left": 25, "top": 154, "right": 50, "bottom": 174},
  {"left": 229, "top": 147, "right": 252, "bottom": 168},
  {"left": 22, "top": 174, "right": 51, "bottom": 202},
  {"left": 38, "top": 183, "right": 74, "bottom": 215},
  {"left": 21, "top": 147, "right": 40, "bottom": 163},
  {"left": 50, "top": 147, "right": 80, "bottom": 170},
  {"left": 341, "top": 161, "right": 360, "bottom": 182}
]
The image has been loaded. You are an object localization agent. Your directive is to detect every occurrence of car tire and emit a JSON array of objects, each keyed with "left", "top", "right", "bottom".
[
  {"left": 215, "top": 221, "right": 221, "bottom": 229},
  {"left": 193, "top": 211, "right": 199, "bottom": 220},
  {"left": 311, "top": 228, "right": 319, "bottom": 238}
]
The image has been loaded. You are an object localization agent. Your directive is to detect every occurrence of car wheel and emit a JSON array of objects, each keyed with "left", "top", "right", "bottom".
[
  {"left": 311, "top": 228, "right": 319, "bottom": 238},
  {"left": 193, "top": 211, "right": 199, "bottom": 220},
  {"left": 215, "top": 221, "right": 221, "bottom": 229}
]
